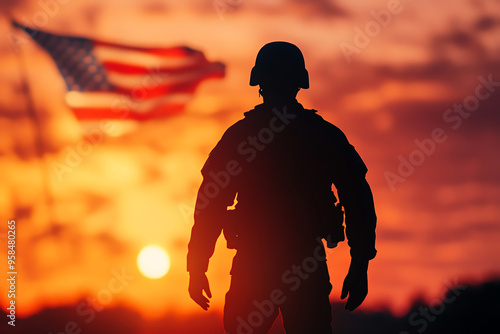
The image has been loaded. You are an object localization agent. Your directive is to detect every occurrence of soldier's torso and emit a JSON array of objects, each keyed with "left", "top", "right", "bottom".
[{"left": 212, "top": 103, "right": 345, "bottom": 251}]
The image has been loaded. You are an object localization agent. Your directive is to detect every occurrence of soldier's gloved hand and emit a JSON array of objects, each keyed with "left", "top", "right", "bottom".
[
  {"left": 188, "top": 272, "right": 212, "bottom": 310},
  {"left": 340, "top": 258, "right": 369, "bottom": 311}
]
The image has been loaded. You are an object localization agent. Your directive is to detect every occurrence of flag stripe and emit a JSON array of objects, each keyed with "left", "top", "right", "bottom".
[
  {"left": 66, "top": 91, "right": 192, "bottom": 111},
  {"left": 94, "top": 44, "right": 205, "bottom": 70},
  {"left": 112, "top": 82, "right": 199, "bottom": 99},
  {"left": 105, "top": 63, "right": 224, "bottom": 90},
  {"left": 72, "top": 103, "right": 185, "bottom": 121},
  {"left": 94, "top": 41, "right": 198, "bottom": 58},
  {"left": 101, "top": 60, "right": 221, "bottom": 75}
]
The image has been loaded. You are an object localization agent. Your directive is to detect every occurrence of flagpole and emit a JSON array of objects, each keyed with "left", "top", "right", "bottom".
[{"left": 9, "top": 17, "right": 56, "bottom": 225}]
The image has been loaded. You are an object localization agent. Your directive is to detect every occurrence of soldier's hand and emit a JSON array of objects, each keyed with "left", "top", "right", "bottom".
[
  {"left": 340, "top": 258, "right": 369, "bottom": 311},
  {"left": 188, "top": 272, "right": 212, "bottom": 310}
]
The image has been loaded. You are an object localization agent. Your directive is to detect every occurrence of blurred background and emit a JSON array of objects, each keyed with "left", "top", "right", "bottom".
[{"left": 0, "top": 0, "right": 499, "bottom": 333}]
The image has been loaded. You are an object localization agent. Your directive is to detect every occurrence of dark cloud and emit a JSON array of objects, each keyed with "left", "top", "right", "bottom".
[
  {"left": 426, "top": 221, "right": 500, "bottom": 244},
  {"left": 377, "top": 228, "right": 414, "bottom": 241},
  {"left": 81, "top": 4, "right": 102, "bottom": 28},
  {"left": 94, "top": 232, "right": 129, "bottom": 254},
  {"left": 30, "top": 224, "right": 128, "bottom": 255},
  {"left": 141, "top": 1, "right": 169, "bottom": 14},
  {"left": 375, "top": 94, "right": 500, "bottom": 188},
  {"left": 474, "top": 16, "right": 500, "bottom": 31},
  {"left": 86, "top": 192, "right": 112, "bottom": 213},
  {"left": 290, "top": 0, "right": 348, "bottom": 18},
  {"left": 226, "top": 0, "right": 349, "bottom": 19},
  {"left": 22, "top": 223, "right": 129, "bottom": 279},
  {"left": 0, "top": 0, "right": 24, "bottom": 10}
]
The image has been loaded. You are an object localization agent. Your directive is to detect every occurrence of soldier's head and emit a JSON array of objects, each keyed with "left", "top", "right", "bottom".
[{"left": 250, "top": 42, "right": 309, "bottom": 100}]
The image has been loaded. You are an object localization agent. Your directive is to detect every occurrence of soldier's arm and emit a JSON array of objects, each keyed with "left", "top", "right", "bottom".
[
  {"left": 187, "top": 176, "right": 236, "bottom": 273},
  {"left": 332, "top": 134, "right": 376, "bottom": 311},
  {"left": 187, "top": 127, "right": 240, "bottom": 274},
  {"left": 329, "top": 128, "right": 377, "bottom": 260},
  {"left": 336, "top": 174, "right": 377, "bottom": 260}
]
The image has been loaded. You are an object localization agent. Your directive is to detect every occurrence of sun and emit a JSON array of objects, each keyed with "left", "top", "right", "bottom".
[{"left": 137, "top": 245, "right": 170, "bottom": 279}]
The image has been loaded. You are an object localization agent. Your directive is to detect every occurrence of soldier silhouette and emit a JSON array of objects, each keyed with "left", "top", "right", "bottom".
[{"left": 187, "top": 41, "right": 377, "bottom": 334}]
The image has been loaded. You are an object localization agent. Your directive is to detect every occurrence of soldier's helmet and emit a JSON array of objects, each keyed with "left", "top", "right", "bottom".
[{"left": 250, "top": 41, "right": 309, "bottom": 89}]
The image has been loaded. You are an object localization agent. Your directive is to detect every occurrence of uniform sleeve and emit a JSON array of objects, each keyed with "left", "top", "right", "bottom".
[
  {"left": 330, "top": 128, "right": 377, "bottom": 260},
  {"left": 186, "top": 129, "right": 239, "bottom": 273}
]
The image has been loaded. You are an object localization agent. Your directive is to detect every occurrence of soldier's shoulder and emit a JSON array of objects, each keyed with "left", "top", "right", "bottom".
[
  {"left": 226, "top": 118, "right": 248, "bottom": 131},
  {"left": 303, "top": 109, "right": 348, "bottom": 142},
  {"left": 218, "top": 108, "right": 257, "bottom": 140}
]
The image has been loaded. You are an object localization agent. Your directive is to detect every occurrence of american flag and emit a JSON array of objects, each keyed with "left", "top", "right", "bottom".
[{"left": 12, "top": 21, "right": 225, "bottom": 121}]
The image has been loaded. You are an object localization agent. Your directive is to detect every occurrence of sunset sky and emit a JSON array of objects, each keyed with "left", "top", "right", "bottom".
[{"left": 0, "top": 0, "right": 499, "bottom": 327}]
